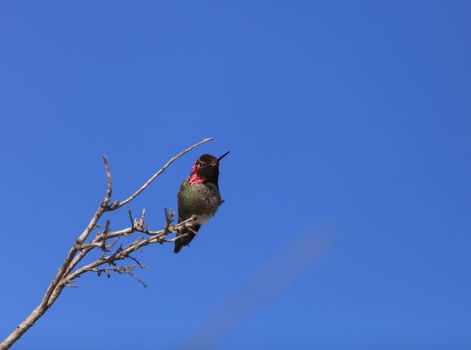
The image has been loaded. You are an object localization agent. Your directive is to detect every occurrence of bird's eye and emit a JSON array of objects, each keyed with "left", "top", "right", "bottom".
[{"left": 198, "top": 162, "right": 206, "bottom": 167}]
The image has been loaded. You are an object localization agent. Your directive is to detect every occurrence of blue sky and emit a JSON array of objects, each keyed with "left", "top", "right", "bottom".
[{"left": 1, "top": 1, "right": 470, "bottom": 349}]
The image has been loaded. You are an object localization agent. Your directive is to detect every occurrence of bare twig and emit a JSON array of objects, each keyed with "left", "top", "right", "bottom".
[
  {"left": 93, "top": 265, "right": 148, "bottom": 287},
  {"left": 0, "top": 138, "right": 212, "bottom": 350},
  {"left": 128, "top": 255, "right": 147, "bottom": 269},
  {"left": 116, "top": 137, "right": 213, "bottom": 208},
  {"left": 102, "top": 156, "right": 113, "bottom": 209}
]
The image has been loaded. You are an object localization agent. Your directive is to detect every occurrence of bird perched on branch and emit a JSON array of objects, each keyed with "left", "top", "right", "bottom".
[{"left": 174, "top": 151, "right": 230, "bottom": 253}]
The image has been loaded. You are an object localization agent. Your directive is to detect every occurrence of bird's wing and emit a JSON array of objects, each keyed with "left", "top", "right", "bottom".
[{"left": 177, "top": 179, "right": 189, "bottom": 222}]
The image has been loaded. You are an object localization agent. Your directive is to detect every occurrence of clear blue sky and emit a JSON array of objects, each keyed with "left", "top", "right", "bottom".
[{"left": 1, "top": 1, "right": 470, "bottom": 349}]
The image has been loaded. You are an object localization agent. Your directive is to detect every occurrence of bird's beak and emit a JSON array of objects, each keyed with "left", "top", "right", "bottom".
[{"left": 218, "top": 151, "right": 230, "bottom": 161}]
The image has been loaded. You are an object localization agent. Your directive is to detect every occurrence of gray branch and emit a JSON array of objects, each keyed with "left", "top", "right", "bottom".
[{"left": 0, "top": 138, "right": 212, "bottom": 350}]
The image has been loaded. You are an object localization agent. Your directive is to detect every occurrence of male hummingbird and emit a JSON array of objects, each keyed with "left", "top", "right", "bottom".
[{"left": 174, "top": 151, "right": 230, "bottom": 253}]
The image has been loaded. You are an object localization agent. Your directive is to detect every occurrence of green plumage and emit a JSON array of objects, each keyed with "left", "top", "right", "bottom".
[
  {"left": 174, "top": 153, "right": 227, "bottom": 253},
  {"left": 178, "top": 179, "right": 221, "bottom": 221}
]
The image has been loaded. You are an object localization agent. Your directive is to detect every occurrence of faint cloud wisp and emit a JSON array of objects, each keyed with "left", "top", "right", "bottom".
[{"left": 183, "top": 232, "right": 331, "bottom": 350}]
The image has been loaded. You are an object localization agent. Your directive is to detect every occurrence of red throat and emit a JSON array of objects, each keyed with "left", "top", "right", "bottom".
[{"left": 188, "top": 163, "right": 204, "bottom": 186}]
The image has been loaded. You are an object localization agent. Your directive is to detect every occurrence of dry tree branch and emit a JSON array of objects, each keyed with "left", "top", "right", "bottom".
[
  {"left": 0, "top": 137, "right": 213, "bottom": 350},
  {"left": 116, "top": 138, "right": 211, "bottom": 209}
]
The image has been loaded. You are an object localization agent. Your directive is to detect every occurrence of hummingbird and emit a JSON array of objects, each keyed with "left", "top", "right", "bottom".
[{"left": 174, "top": 151, "right": 230, "bottom": 253}]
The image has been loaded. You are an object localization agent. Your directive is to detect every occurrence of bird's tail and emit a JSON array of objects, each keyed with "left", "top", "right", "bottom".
[{"left": 174, "top": 224, "right": 201, "bottom": 253}]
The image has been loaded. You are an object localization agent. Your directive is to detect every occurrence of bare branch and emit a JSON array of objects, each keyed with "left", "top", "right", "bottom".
[
  {"left": 93, "top": 265, "right": 148, "bottom": 287},
  {"left": 102, "top": 156, "right": 113, "bottom": 209},
  {"left": 116, "top": 137, "right": 213, "bottom": 208},
  {"left": 128, "top": 208, "right": 135, "bottom": 228},
  {"left": 128, "top": 255, "right": 147, "bottom": 269},
  {"left": 126, "top": 271, "right": 148, "bottom": 288},
  {"left": 0, "top": 138, "right": 212, "bottom": 350}
]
